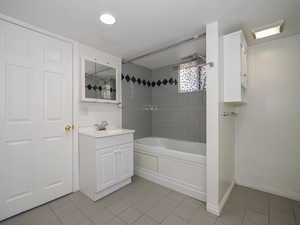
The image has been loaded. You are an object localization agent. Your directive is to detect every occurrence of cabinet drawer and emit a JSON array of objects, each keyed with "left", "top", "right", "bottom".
[{"left": 96, "top": 133, "right": 133, "bottom": 150}]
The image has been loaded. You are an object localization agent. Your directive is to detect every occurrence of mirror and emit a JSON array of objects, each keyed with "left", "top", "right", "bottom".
[{"left": 82, "top": 58, "right": 120, "bottom": 103}]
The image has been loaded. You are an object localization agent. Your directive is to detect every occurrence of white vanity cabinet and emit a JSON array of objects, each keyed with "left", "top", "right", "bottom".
[
  {"left": 79, "top": 129, "right": 134, "bottom": 201},
  {"left": 223, "top": 30, "right": 248, "bottom": 103}
]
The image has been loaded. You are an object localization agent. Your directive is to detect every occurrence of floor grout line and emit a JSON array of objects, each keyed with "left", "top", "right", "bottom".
[
  {"left": 48, "top": 203, "right": 66, "bottom": 225},
  {"left": 293, "top": 203, "right": 298, "bottom": 225},
  {"left": 75, "top": 204, "right": 99, "bottom": 225}
]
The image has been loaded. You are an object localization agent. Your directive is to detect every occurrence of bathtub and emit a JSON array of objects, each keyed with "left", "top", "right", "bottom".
[{"left": 134, "top": 137, "right": 206, "bottom": 201}]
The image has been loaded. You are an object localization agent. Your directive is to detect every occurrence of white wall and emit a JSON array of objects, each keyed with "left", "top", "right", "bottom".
[
  {"left": 206, "top": 21, "right": 220, "bottom": 215},
  {"left": 78, "top": 44, "right": 122, "bottom": 129},
  {"left": 218, "top": 32, "right": 235, "bottom": 206},
  {"left": 236, "top": 34, "right": 300, "bottom": 201},
  {"left": 206, "top": 22, "right": 236, "bottom": 216}
]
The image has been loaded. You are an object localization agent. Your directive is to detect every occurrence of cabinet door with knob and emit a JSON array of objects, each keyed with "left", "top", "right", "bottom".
[
  {"left": 79, "top": 132, "right": 134, "bottom": 201},
  {"left": 224, "top": 30, "right": 248, "bottom": 103},
  {"left": 115, "top": 143, "right": 134, "bottom": 182},
  {"left": 96, "top": 147, "right": 117, "bottom": 192}
]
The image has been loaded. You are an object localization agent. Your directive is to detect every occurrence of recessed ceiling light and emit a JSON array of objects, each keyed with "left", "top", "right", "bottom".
[
  {"left": 252, "top": 20, "right": 284, "bottom": 40},
  {"left": 100, "top": 14, "right": 116, "bottom": 25}
]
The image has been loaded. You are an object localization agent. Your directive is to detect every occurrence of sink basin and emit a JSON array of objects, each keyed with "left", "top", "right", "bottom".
[
  {"left": 96, "top": 129, "right": 122, "bottom": 134},
  {"left": 79, "top": 127, "right": 135, "bottom": 138}
]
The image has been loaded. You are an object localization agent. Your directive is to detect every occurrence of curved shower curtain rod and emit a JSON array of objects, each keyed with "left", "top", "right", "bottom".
[{"left": 122, "top": 32, "right": 207, "bottom": 65}]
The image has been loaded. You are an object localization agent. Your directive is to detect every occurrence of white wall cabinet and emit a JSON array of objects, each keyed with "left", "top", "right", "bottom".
[
  {"left": 79, "top": 130, "right": 134, "bottom": 201},
  {"left": 223, "top": 30, "right": 248, "bottom": 103}
]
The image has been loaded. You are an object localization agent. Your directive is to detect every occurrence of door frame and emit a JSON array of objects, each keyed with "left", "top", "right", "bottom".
[{"left": 0, "top": 13, "right": 80, "bottom": 192}]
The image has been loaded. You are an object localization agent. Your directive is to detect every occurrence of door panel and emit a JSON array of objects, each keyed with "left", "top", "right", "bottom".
[
  {"left": 96, "top": 148, "right": 116, "bottom": 192},
  {"left": 5, "top": 31, "right": 31, "bottom": 64},
  {"left": 0, "top": 20, "right": 73, "bottom": 220},
  {"left": 124, "top": 150, "right": 134, "bottom": 177},
  {"left": 44, "top": 72, "right": 63, "bottom": 121},
  {"left": 4, "top": 140, "right": 35, "bottom": 210},
  {"left": 43, "top": 41, "right": 66, "bottom": 74},
  {"left": 5, "top": 65, "right": 32, "bottom": 122},
  {"left": 3, "top": 22, "right": 37, "bottom": 68},
  {"left": 42, "top": 137, "right": 65, "bottom": 189},
  {"left": 101, "top": 153, "right": 115, "bottom": 186},
  {"left": 116, "top": 143, "right": 134, "bottom": 182}
]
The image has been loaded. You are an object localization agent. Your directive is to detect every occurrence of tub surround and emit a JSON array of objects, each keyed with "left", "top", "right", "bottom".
[
  {"left": 122, "top": 63, "right": 152, "bottom": 139},
  {"left": 134, "top": 137, "right": 206, "bottom": 201},
  {"left": 122, "top": 63, "right": 206, "bottom": 143},
  {"left": 151, "top": 66, "right": 206, "bottom": 143}
]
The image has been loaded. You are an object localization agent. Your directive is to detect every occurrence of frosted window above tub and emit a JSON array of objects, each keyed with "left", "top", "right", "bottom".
[{"left": 178, "top": 61, "right": 206, "bottom": 93}]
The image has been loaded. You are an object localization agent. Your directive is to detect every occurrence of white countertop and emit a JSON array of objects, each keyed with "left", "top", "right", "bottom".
[{"left": 79, "top": 127, "right": 135, "bottom": 138}]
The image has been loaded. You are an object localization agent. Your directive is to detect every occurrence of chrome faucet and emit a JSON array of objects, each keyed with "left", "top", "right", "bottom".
[{"left": 94, "top": 121, "right": 109, "bottom": 131}]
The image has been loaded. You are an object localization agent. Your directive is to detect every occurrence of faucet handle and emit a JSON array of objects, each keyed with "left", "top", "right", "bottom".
[
  {"left": 101, "top": 121, "right": 109, "bottom": 126},
  {"left": 94, "top": 121, "right": 109, "bottom": 131}
]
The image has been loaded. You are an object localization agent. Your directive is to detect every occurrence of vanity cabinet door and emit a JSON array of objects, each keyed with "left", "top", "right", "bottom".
[
  {"left": 115, "top": 143, "right": 133, "bottom": 182},
  {"left": 96, "top": 147, "right": 116, "bottom": 192}
]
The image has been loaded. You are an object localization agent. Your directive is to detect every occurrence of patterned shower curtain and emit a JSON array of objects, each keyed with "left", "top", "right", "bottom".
[
  {"left": 199, "top": 66, "right": 207, "bottom": 91},
  {"left": 178, "top": 61, "right": 207, "bottom": 92}
]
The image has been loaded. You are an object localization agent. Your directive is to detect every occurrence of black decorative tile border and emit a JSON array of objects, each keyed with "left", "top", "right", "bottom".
[
  {"left": 121, "top": 73, "right": 177, "bottom": 87},
  {"left": 85, "top": 84, "right": 116, "bottom": 92}
]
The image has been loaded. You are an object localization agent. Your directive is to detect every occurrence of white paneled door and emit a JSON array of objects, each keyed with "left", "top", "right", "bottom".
[{"left": 0, "top": 20, "right": 73, "bottom": 221}]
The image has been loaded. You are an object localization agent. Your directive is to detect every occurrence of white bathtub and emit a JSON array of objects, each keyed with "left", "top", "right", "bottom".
[{"left": 134, "top": 137, "right": 206, "bottom": 201}]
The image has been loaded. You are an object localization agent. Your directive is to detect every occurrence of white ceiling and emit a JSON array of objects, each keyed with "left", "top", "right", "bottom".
[{"left": 0, "top": 0, "right": 299, "bottom": 69}]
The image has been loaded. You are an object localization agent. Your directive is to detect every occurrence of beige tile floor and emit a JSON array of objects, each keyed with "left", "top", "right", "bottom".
[{"left": 1, "top": 176, "right": 299, "bottom": 225}]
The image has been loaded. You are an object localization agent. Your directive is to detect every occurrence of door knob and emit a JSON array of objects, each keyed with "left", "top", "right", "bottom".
[{"left": 65, "top": 125, "right": 73, "bottom": 131}]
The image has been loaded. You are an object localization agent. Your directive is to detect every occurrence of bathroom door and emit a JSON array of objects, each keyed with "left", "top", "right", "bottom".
[{"left": 0, "top": 19, "right": 73, "bottom": 220}]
